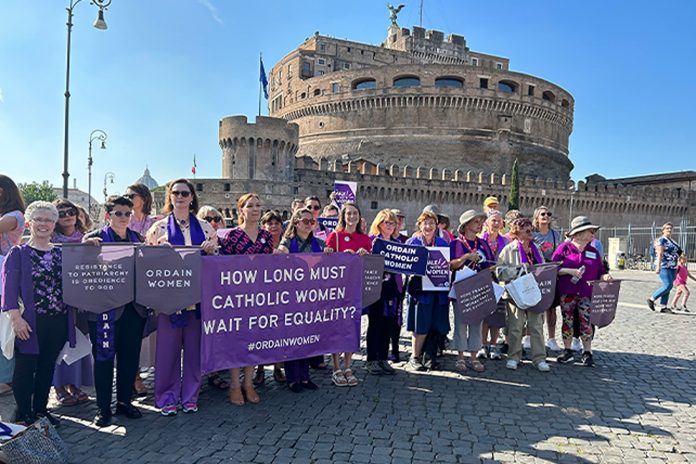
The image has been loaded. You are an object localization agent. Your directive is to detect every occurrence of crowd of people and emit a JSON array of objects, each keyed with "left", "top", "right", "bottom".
[{"left": 0, "top": 173, "right": 685, "bottom": 431}]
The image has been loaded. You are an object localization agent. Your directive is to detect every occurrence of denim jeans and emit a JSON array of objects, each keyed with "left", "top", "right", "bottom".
[{"left": 652, "top": 267, "right": 677, "bottom": 305}]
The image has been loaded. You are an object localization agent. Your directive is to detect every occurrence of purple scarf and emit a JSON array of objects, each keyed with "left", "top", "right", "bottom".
[
  {"left": 482, "top": 231, "right": 507, "bottom": 258},
  {"left": 289, "top": 235, "right": 322, "bottom": 253},
  {"left": 518, "top": 240, "right": 543, "bottom": 265},
  {"left": 96, "top": 226, "right": 140, "bottom": 361},
  {"left": 167, "top": 213, "right": 206, "bottom": 328}
]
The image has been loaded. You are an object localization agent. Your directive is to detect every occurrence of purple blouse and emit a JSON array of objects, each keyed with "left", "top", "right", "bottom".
[{"left": 552, "top": 241, "right": 606, "bottom": 298}]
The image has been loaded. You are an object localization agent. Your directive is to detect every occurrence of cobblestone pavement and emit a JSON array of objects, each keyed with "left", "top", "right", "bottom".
[{"left": 2, "top": 270, "right": 695, "bottom": 463}]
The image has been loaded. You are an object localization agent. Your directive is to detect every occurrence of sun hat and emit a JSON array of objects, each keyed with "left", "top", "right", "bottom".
[
  {"left": 566, "top": 216, "right": 600, "bottom": 237},
  {"left": 391, "top": 208, "right": 405, "bottom": 218},
  {"left": 458, "top": 209, "right": 487, "bottom": 228},
  {"left": 423, "top": 204, "right": 449, "bottom": 219}
]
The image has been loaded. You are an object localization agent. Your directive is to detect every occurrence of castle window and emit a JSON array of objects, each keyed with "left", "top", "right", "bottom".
[
  {"left": 300, "top": 92, "right": 306, "bottom": 99},
  {"left": 561, "top": 99, "right": 570, "bottom": 108},
  {"left": 393, "top": 76, "right": 420, "bottom": 88},
  {"left": 313, "top": 88, "right": 321, "bottom": 96},
  {"left": 370, "top": 201, "right": 378, "bottom": 210},
  {"left": 344, "top": 63, "right": 350, "bottom": 70},
  {"left": 224, "top": 183, "right": 230, "bottom": 192},
  {"left": 479, "top": 78, "right": 489, "bottom": 89},
  {"left": 527, "top": 85, "right": 535, "bottom": 97},
  {"left": 319, "top": 43, "right": 326, "bottom": 51},
  {"left": 497, "top": 80, "right": 517, "bottom": 93},
  {"left": 542, "top": 90, "right": 556, "bottom": 102},
  {"left": 352, "top": 78, "right": 377, "bottom": 90},
  {"left": 471, "top": 57, "right": 479, "bottom": 66},
  {"left": 360, "top": 50, "right": 364, "bottom": 55},
  {"left": 435, "top": 77, "right": 464, "bottom": 88},
  {"left": 196, "top": 183, "right": 203, "bottom": 192},
  {"left": 318, "top": 59, "right": 325, "bottom": 65},
  {"left": 496, "top": 62, "right": 503, "bottom": 70},
  {"left": 331, "top": 82, "right": 340, "bottom": 93},
  {"left": 347, "top": 47, "right": 351, "bottom": 53}
]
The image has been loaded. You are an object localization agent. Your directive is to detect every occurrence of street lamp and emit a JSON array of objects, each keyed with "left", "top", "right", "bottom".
[
  {"left": 87, "top": 129, "right": 107, "bottom": 217},
  {"left": 62, "top": 0, "right": 113, "bottom": 199},
  {"left": 103, "top": 172, "right": 115, "bottom": 202}
]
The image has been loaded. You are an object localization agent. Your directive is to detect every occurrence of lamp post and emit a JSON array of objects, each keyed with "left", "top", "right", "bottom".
[
  {"left": 568, "top": 184, "right": 577, "bottom": 230},
  {"left": 87, "top": 129, "right": 107, "bottom": 217},
  {"left": 62, "top": 0, "right": 113, "bottom": 199},
  {"left": 103, "top": 172, "right": 115, "bottom": 202}
]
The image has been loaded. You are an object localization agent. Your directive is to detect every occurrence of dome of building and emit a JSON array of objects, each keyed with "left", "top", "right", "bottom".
[{"left": 135, "top": 167, "right": 159, "bottom": 190}]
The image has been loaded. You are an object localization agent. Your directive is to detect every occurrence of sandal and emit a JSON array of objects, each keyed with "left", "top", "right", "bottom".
[
  {"left": 66, "top": 385, "right": 89, "bottom": 404},
  {"left": 242, "top": 386, "right": 260, "bottom": 404},
  {"left": 134, "top": 377, "right": 148, "bottom": 397},
  {"left": 273, "top": 366, "right": 286, "bottom": 383},
  {"left": 207, "top": 373, "right": 230, "bottom": 390},
  {"left": 344, "top": 369, "right": 358, "bottom": 387},
  {"left": 331, "top": 369, "right": 348, "bottom": 387},
  {"left": 252, "top": 367, "right": 265, "bottom": 386},
  {"left": 55, "top": 387, "right": 78, "bottom": 407},
  {"left": 471, "top": 360, "right": 486, "bottom": 373},
  {"left": 455, "top": 359, "right": 467, "bottom": 373},
  {"left": 228, "top": 387, "right": 244, "bottom": 406}
]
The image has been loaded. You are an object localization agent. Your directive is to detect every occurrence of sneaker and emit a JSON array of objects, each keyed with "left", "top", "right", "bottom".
[
  {"left": 556, "top": 349, "right": 575, "bottom": 364},
  {"left": 647, "top": 298, "right": 656, "bottom": 311},
  {"left": 683, "top": 306, "right": 690, "bottom": 313},
  {"left": 288, "top": 382, "right": 303, "bottom": 393},
  {"left": 408, "top": 356, "right": 426, "bottom": 372},
  {"left": 182, "top": 403, "right": 198, "bottom": 414},
  {"left": 489, "top": 346, "right": 502, "bottom": 360},
  {"left": 160, "top": 404, "right": 177, "bottom": 416},
  {"left": 522, "top": 336, "right": 531, "bottom": 351},
  {"left": 570, "top": 338, "right": 582, "bottom": 352},
  {"left": 93, "top": 410, "right": 112, "bottom": 427},
  {"left": 581, "top": 351, "right": 594, "bottom": 367},
  {"left": 476, "top": 346, "right": 489, "bottom": 359},
  {"left": 546, "top": 338, "right": 561, "bottom": 352},
  {"left": 496, "top": 334, "right": 506, "bottom": 345},
  {"left": 506, "top": 359, "right": 518, "bottom": 370},
  {"left": 660, "top": 307, "right": 673, "bottom": 314},
  {"left": 536, "top": 361, "right": 551, "bottom": 372},
  {"left": 300, "top": 380, "right": 319, "bottom": 391},
  {"left": 378, "top": 360, "right": 396, "bottom": 375},
  {"left": 365, "top": 361, "right": 383, "bottom": 375}
]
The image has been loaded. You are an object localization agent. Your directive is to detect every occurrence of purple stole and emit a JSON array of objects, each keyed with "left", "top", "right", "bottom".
[
  {"left": 96, "top": 226, "right": 140, "bottom": 361},
  {"left": 482, "top": 231, "right": 507, "bottom": 259},
  {"left": 518, "top": 240, "right": 544, "bottom": 265},
  {"left": 167, "top": 214, "right": 206, "bottom": 328},
  {"left": 288, "top": 235, "right": 322, "bottom": 253}
]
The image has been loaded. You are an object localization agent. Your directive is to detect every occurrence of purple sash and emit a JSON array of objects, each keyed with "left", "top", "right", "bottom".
[
  {"left": 289, "top": 235, "right": 322, "bottom": 253},
  {"left": 96, "top": 226, "right": 140, "bottom": 361},
  {"left": 518, "top": 240, "right": 544, "bottom": 265},
  {"left": 167, "top": 214, "right": 206, "bottom": 328}
]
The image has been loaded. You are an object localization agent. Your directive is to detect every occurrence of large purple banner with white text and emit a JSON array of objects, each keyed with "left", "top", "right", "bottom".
[{"left": 200, "top": 253, "right": 363, "bottom": 373}]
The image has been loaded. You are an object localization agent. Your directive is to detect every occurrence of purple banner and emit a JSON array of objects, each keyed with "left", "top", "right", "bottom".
[
  {"left": 453, "top": 270, "right": 496, "bottom": 324},
  {"left": 590, "top": 280, "right": 621, "bottom": 328},
  {"left": 372, "top": 238, "right": 428, "bottom": 276},
  {"left": 362, "top": 255, "right": 384, "bottom": 307},
  {"left": 62, "top": 243, "right": 135, "bottom": 313},
  {"left": 200, "top": 253, "right": 363, "bottom": 373},
  {"left": 135, "top": 246, "right": 201, "bottom": 314},
  {"left": 525, "top": 264, "right": 560, "bottom": 313},
  {"left": 317, "top": 217, "right": 338, "bottom": 231},
  {"left": 484, "top": 301, "right": 507, "bottom": 328},
  {"left": 333, "top": 180, "right": 357, "bottom": 209},
  {"left": 423, "top": 247, "right": 450, "bottom": 291}
]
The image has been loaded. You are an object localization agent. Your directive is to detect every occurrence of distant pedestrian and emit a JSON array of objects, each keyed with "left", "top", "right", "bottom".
[
  {"left": 670, "top": 255, "right": 695, "bottom": 311},
  {"left": 648, "top": 223, "right": 682, "bottom": 313}
]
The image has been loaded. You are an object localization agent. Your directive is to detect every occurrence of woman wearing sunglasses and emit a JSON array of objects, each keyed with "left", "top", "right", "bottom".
[
  {"left": 51, "top": 199, "right": 94, "bottom": 408},
  {"left": 532, "top": 206, "right": 564, "bottom": 353},
  {"left": 146, "top": 179, "right": 218, "bottom": 416},
  {"left": 276, "top": 208, "right": 327, "bottom": 392},
  {"left": 219, "top": 193, "right": 275, "bottom": 406}
]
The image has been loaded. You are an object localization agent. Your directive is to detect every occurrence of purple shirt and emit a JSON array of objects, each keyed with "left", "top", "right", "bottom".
[{"left": 552, "top": 241, "right": 605, "bottom": 297}]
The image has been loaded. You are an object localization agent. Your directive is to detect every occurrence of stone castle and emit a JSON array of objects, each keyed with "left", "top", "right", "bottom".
[{"left": 156, "top": 18, "right": 695, "bottom": 230}]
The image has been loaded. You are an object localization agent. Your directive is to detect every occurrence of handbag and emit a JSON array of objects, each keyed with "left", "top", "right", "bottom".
[
  {"left": 0, "top": 312, "right": 13, "bottom": 361},
  {"left": 0, "top": 417, "right": 69, "bottom": 464},
  {"left": 506, "top": 266, "right": 542, "bottom": 309}
]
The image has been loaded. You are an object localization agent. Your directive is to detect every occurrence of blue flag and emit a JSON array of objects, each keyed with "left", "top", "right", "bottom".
[{"left": 259, "top": 56, "right": 269, "bottom": 100}]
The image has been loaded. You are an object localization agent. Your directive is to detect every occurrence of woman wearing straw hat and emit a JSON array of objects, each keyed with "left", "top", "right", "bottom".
[{"left": 552, "top": 216, "right": 612, "bottom": 367}]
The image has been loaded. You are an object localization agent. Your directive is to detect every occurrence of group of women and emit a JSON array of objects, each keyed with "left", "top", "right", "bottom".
[{"left": 1, "top": 175, "right": 613, "bottom": 427}]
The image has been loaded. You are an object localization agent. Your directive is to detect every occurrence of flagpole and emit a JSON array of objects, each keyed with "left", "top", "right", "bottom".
[{"left": 258, "top": 52, "right": 262, "bottom": 117}]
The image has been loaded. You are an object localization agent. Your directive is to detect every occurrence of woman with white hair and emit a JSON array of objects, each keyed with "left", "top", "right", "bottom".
[{"left": 2, "top": 201, "right": 77, "bottom": 426}]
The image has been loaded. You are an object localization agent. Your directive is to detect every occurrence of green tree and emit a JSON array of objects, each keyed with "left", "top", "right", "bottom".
[
  {"left": 19, "top": 181, "right": 58, "bottom": 204},
  {"left": 508, "top": 158, "right": 519, "bottom": 211}
]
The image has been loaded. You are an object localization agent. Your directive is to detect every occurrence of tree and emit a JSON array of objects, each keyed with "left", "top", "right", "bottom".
[
  {"left": 19, "top": 181, "right": 58, "bottom": 204},
  {"left": 508, "top": 158, "right": 519, "bottom": 211}
]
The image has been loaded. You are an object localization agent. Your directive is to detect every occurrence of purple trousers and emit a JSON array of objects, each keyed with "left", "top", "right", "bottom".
[
  {"left": 284, "top": 358, "right": 310, "bottom": 384},
  {"left": 154, "top": 312, "right": 201, "bottom": 408}
]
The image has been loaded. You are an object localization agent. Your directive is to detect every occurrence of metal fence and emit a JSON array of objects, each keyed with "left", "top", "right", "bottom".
[{"left": 582, "top": 222, "right": 696, "bottom": 260}]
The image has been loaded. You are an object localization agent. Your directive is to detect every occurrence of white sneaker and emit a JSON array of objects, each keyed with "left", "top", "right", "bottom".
[
  {"left": 546, "top": 338, "right": 560, "bottom": 351},
  {"left": 522, "top": 336, "right": 531, "bottom": 350},
  {"left": 476, "top": 347, "right": 488, "bottom": 359},
  {"left": 489, "top": 346, "right": 502, "bottom": 360},
  {"left": 571, "top": 338, "right": 582, "bottom": 352},
  {"left": 506, "top": 359, "right": 518, "bottom": 370},
  {"left": 536, "top": 361, "right": 551, "bottom": 372}
]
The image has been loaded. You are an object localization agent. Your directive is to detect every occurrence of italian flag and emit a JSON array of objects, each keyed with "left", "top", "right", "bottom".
[{"left": 191, "top": 155, "right": 197, "bottom": 176}]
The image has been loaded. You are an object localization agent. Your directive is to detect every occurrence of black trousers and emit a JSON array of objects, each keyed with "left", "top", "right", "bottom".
[
  {"left": 13, "top": 314, "right": 68, "bottom": 418},
  {"left": 389, "top": 321, "right": 401, "bottom": 357},
  {"left": 367, "top": 308, "right": 395, "bottom": 361},
  {"left": 88, "top": 305, "right": 146, "bottom": 413}
]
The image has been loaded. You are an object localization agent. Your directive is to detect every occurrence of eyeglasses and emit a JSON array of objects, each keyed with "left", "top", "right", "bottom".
[
  {"left": 32, "top": 217, "right": 56, "bottom": 224},
  {"left": 383, "top": 221, "right": 396, "bottom": 226},
  {"left": 205, "top": 216, "right": 223, "bottom": 224},
  {"left": 171, "top": 191, "right": 191, "bottom": 197},
  {"left": 111, "top": 211, "right": 133, "bottom": 218},
  {"left": 58, "top": 209, "right": 77, "bottom": 218},
  {"left": 539, "top": 212, "right": 552, "bottom": 217},
  {"left": 298, "top": 218, "right": 316, "bottom": 226}
]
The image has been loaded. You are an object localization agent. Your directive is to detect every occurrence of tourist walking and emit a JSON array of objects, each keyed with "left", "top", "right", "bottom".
[{"left": 648, "top": 222, "right": 682, "bottom": 313}]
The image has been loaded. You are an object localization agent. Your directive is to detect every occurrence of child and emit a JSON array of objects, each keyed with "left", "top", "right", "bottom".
[{"left": 671, "top": 256, "right": 696, "bottom": 311}]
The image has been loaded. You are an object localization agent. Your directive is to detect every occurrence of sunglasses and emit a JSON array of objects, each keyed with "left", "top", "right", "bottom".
[
  {"left": 111, "top": 211, "right": 133, "bottom": 218},
  {"left": 307, "top": 205, "right": 321, "bottom": 211},
  {"left": 124, "top": 193, "right": 139, "bottom": 200},
  {"left": 539, "top": 212, "right": 552, "bottom": 217},
  {"left": 298, "top": 218, "right": 316, "bottom": 226},
  {"left": 205, "top": 216, "right": 223, "bottom": 224},
  {"left": 171, "top": 191, "right": 191, "bottom": 197},
  {"left": 58, "top": 209, "right": 77, "bottom": 218}
]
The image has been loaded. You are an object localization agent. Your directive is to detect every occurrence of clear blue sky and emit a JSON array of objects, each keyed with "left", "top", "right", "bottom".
[{"left": 1, "top": 0, "right": 694, "bottom": 196}]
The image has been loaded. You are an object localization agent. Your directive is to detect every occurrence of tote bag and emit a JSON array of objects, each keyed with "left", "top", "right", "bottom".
[{"left": 506, "top": 266, "right": 542, "bottom": 309}]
